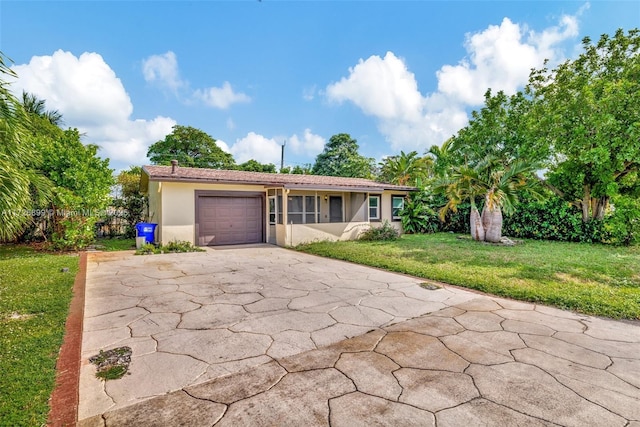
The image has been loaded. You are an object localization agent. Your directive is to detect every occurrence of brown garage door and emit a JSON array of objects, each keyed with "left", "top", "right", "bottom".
[{"left": 197, "top": 196, "right": 263, "bottom": 246}]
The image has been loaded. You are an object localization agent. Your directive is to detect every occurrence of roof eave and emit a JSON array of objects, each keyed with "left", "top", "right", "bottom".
[{"left": 283, "top": 184, "right": 414, "bottom": 192}]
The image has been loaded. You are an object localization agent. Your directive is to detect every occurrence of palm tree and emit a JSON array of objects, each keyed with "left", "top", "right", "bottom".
[
  {"left": 22, "top": 91, "right": 64, "bottom": 126},
  {"left": 435, "top": 165, "right": 485, "bottom": 241},
  {"left": 0, "top": 53, "right": 52, "bottom": 241},
  {"left": 378, "top": 150, "right": 433, "bottom": 186},
  {"left": 478, "top": 158, "right": 543, "bottom": 242},
  {"left": 436, "top": 156, "right": 542, "bottom": 243}
]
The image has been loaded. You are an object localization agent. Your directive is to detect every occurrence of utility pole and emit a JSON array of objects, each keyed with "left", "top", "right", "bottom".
[{"left": 280, "top": 140, "right": 286, "bottom": 172}]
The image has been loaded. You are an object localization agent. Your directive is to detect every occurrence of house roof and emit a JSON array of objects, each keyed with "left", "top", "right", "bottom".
[{"left": 142, "top": 165, "right": 415, "bottom": 192}]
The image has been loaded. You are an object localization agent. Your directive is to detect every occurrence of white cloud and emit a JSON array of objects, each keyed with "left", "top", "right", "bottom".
[
  {"left": 193, "top": 81, "right": 251, "bottom": 109},
  {"left": 326, "top": 51, "right": 466, "bottom": 152},
  {"left": 226, "top": 129, "right": 324, "bottom": 166},
  {"left": 325, "top": 11, "right": 581, "bottom": 153},
  {"left": 230, "top": 132, "right": 282, "bottom": 164},
  {"left": 226, "top": 117, "right": 236, "bottom": 131},
  {"left": 288, "top": 129, "right": 325, "bottom": 156},
  {"left": 141, "top": 51, "right": 185, "bottom": 93},
  {"left": 10, "top": 50, "right": 176, "bottom": 170},
  {"left": 327, "top": 52, "right": 423, "bottom": 121},
  {"left": 141, "top": 51, "right": 251, "bottom": 110},
  {"left": 216, "top": 139, "right": 231, "bottom": 154},
  {"left": 437, "top": 15, "right": 579, "bottom": 105}
]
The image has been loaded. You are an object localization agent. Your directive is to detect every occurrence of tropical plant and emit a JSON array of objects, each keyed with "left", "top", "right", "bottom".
[
  {"left": 436, "top": 165, "right": 485, "bottom": 241},
  {"left": 0, "top": 53, "right": 52, "bottom": 241},
  {"left": 436, "top": 157, "right": 543, "bottom": 242},
  {"left": 22, "top": 91, "right": 63, "bottom": 126},
  {"left": 378, "top": 150, "right": 433, "bottom": 186},
  {"left": 399, "top": 189, "right": 440, "bottom": 234},
  {"left": 427, "top": 138, "right": 455, "bottom": 179}
]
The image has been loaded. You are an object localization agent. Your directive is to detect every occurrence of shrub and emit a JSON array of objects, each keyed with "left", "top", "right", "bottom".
[
  {"left": 162, "top": 240, "right": 205, "bottom": 253},
  {"left": 51, "top": 216, "right": 98, "bottom": 251},
  {"left": 404, "top": 191, "right": 637, "bottom": 245},
  {"left": 601, "top": 195, "right": 640, "bottom": 246},
  {"left": 502, "top": 197, "right": 586, "bottom": 242},
  {"left": 360, "top": 220, "right": 400, "bottom": 241},
  {"left": 135, "top": 240, "right": 205, "bottom": 255},
  {"left": 400, "top": 191, "right": 440, "bottom": 234}
]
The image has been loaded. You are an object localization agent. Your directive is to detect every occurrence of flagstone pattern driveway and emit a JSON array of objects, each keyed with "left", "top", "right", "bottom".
[{"left": 78, "top": 246, "right": 640, "bottom": 426}]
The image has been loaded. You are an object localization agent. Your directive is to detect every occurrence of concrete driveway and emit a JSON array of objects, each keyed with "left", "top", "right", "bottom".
[{"left": 78, "top": 245, "right": 640, "bottom": 426}]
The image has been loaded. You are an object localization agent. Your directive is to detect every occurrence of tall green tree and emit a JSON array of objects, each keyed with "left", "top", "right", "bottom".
[
  {"left": 448, "top": 89, "right": 544, "bottom": 170},
  {"left": 312, "top": 133, "right": 374, "bottom": 178},
  {"left": 378, "top": 150, "right": 432, "bottom": 186},
  {"left": 0, "top": 53, "right": 52, "bottom": 241},
  {"left": 147, "top": 125, "right": 235, "bottom": 169},
  {"left": 31, "top": 121, "right": 114, "bottom": 248},
  {"left": 237, "top": 159, "right": 276, "bottom": 173},
  {"left": 527, "top": 28, "right": 640, "bottom": 222}
]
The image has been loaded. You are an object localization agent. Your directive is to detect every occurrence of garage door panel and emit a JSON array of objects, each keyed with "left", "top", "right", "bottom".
[{"left": 197, "top": 196, "right": 263, "bottom": 246}]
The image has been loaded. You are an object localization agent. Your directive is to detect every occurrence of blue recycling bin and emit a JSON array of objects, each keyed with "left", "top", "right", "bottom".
[{"left": 135, "top": 223, "right": 157, "bottom": 244}]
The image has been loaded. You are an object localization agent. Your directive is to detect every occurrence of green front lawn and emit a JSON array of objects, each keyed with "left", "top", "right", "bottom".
[
  {"left": 0, "top": 245, "right": 78, "bottom": 426},
  {"left": 297, "top": 233, "right": 640, "bottom": 319},
  {"left": 94, "top": 237, "right": 136, "bottom": 251}
]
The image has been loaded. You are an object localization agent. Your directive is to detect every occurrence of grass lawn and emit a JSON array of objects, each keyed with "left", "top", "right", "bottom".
[
  {"left": 297, "top": 233, "right": 640, "bottom": 319},
  {"left": 94, "top": 237, "right": 136, "bottom": 251},
  {"left": 0, "top": 245, "right": 78, "bottom": 426}
]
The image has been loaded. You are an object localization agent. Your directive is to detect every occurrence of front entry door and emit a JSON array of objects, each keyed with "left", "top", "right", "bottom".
[{"left": 329, "top": 196, "right": 343, "bottom": 223}]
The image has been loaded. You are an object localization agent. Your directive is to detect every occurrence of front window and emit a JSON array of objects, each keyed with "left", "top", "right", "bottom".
[
  {"left": 288, "top": 196, "right": 304, "bottom": 224},
  {"left": 269, "top": 197, "right": 276, "bottom": 225},
  {"left": 369, "top": 195, "right": 380, "bottom": 220},
  {"left": 391, "top": 195, "right": 404, "bottom": 221},
  {"left": 287, "top": 195, "right": 319, "bottom": 224}
]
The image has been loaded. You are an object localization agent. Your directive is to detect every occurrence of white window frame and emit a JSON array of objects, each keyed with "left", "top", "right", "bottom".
[
  {"left": 391, "top": 195, "right": 405, "bottom": 221},
  {"left": 369, "top": 195, "right": 381, "bottom": 221},
  {"left": 268, "top": 196, "right": 277, "bottom": 225}
]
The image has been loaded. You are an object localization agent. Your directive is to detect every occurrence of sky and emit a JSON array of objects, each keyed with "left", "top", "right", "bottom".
[{"left": 1, "top": 1, "right": 638, "bottom": 172}]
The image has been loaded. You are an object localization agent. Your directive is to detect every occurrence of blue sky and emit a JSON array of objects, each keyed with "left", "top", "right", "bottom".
[{"left": 2, "top": 1, "right": 638, "bottom": 171}]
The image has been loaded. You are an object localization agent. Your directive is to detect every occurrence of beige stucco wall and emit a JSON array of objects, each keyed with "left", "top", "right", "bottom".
[
  {"left": 152, "top": 181, "right": 265, "bottom": 245},
  {"left": 379, "top": 192, "right": 405, "bottom": 231},
  {"left": 279, "top": 222, "right": 370, "bottom": 246},
  {"left": 146, "top": 180, "right": 410, "bottom": 246},
  {"left": 146, "top": 181, "right": 162, "bottom": 243}
]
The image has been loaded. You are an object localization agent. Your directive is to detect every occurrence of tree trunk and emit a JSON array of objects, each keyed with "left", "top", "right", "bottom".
[
  {"left": 581, "top": 184, "right": 609, "bottom": 222},
  {"left": 582, "top": 184, "right": 591, "bottom": 222},
  {"left": 470, "top": 206, "right": 485, "bottom": 241},
  {"left": 482, "top": 204, "right": 503, "bottom": 243},
  {"left": 595, "top": 196, "right": 609, "bottom": 220}
]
